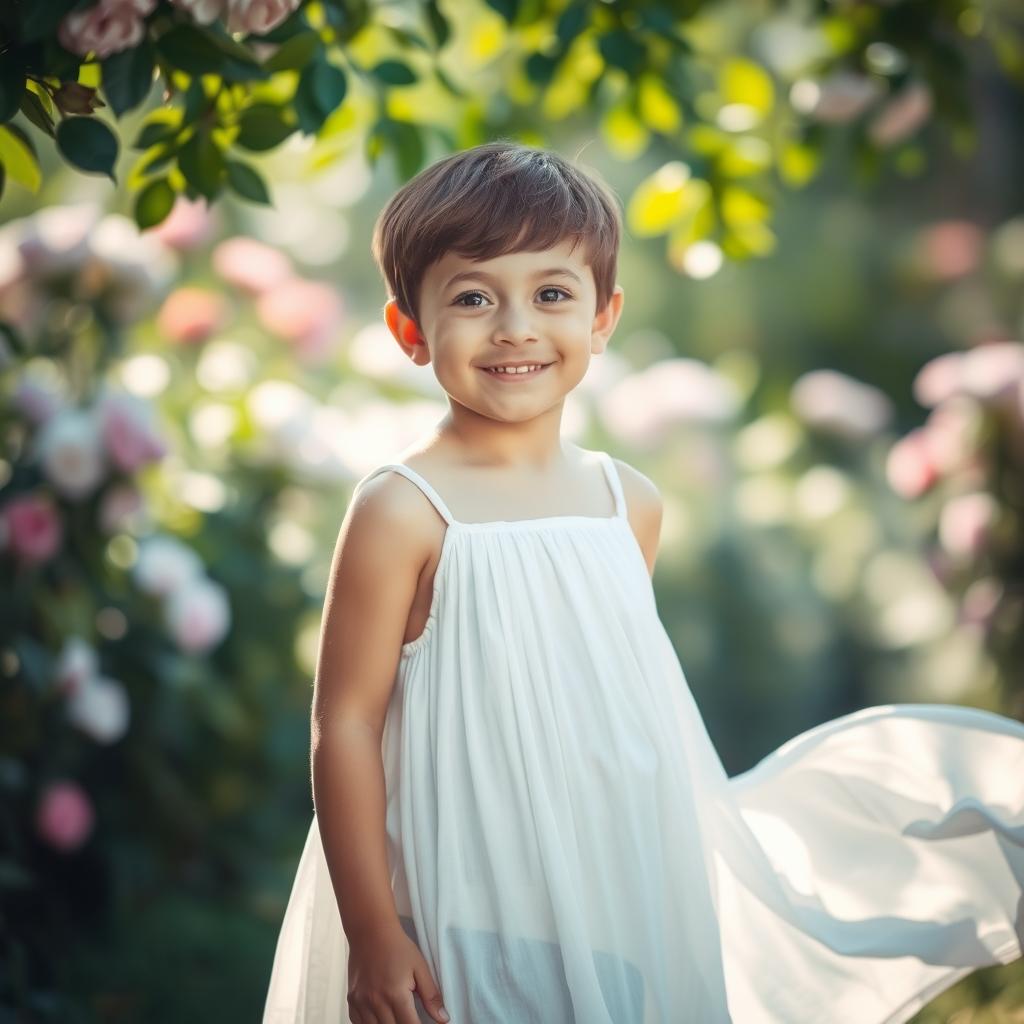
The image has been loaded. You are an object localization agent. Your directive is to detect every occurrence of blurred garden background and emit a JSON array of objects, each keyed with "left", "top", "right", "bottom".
[{"left": 1, "top": 0, "right": 1023, "bottom": 1020}]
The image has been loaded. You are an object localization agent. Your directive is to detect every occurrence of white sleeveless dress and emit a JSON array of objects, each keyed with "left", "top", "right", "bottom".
[{"left": 263, "top": 449, "right": 1024, "bottom": 1024}]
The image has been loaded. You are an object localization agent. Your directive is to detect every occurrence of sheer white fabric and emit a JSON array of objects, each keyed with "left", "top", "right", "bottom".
[{"left": 264, "top": 450, "right": 1024, "bottom": 1024}]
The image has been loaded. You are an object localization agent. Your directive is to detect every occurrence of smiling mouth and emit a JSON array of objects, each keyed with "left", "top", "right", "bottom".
[{"left": 479, "top": 363, "right": 552, "bottom": 379}]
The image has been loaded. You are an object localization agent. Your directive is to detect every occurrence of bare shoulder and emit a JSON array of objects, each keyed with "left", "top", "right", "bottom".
[{"left": 610, "top": 456, "right": 663, "bottom": 576}]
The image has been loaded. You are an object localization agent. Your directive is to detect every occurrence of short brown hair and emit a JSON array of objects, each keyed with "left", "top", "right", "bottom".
[{"left": 371, "top": 139, "right": 622, "bottom": 326}]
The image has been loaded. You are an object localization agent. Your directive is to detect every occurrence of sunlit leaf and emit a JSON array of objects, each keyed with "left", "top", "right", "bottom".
[
  {"left": 720, "top": 57, "right": 774, "bottom": 115},
  {"left": 600, "top": 104, "right": 649, "bottom": 160},
  {"left": 778, "top": 139, "right": 821, "bottom": 187},
  {"left": 134, "top": 177, "right": 176, "bottom": 229},
  {"left": 721, "top": 185, "right": 770, "bottom": 226},
  {"left": 0, "top": 124, "right": 41, "bottom": 192},
  {"left": 719, "top": 137, "right": 772, "bottom": 177},
  {"left": 629, "top": 163, "right": 712, "bottom": 238},
  {"left": 638, "top": 75, "right": 682, "bottom": 133}
]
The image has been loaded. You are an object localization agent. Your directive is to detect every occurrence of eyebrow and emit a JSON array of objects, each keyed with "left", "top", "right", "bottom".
[{"left": 444, "top": 267, "right": 583, "bottom": 290}]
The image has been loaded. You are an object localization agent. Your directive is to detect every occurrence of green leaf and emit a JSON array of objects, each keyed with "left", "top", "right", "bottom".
[
  {"left": 555, "top": 1, "right": 588, "bottom": 47},
  {"left": 0, "top": 59, "right": 25, "bottom": 123},
  {"left": 435, "top": 65, "right": 465, "bottom": 98},
  {"left": 385, "top": 25, "right": 431, "bottom": 52},
  {"left": 134, "top": 177, "right": 176, "bottom": 229},
  {"left": 483, "top": 0, "right": 518, "bottom": 23},
  {"left": 377, "top": 119, "right": 424, "bottom": 179},
  {"left": 56, "top": 115, "right": 119, "bottom": 182},
  {"left": 101, "top": 40, "right": 156, "bottom": 117},
  {"left": 133, "top": 115, "right": 180, "bottom": 150},
  {"left": 178, "top": 129, "right": 225, "bottom": 199},
  {"left": 21, "top": 0, "right": 81, "bottom": 44},
  {"left": 19, "top": 90, "right": 55, "bottom": 138},
  {"left": 235, "top": 104, "right": 295, "bottom": 151},
  {"left": 202, "top": 23, "right": 266, "bottom": 66},
  {"left": 262, "top": 30, "right": 321, "bottom": 73},
  {"left": 182, "top": 78, "right": 207, "bottom": 124},
  {"left": 226, "top": 159, "right": 271, "bottom": 204},
  {"left": 525, "top": 52, "right": 559, "bottom": 86},
  {"left": 298, "top": 57, "right": 348, "bottom": 117},
  {"left": 425, "top": 0, "right": 450, "bottom": 48},
  {"left": 370, "top": 60, "right": 417, "bottom": 86},
  {"left": 0, "top": 123, "right": 42, "bottom": 191},
  {"left": 156, "top": 25, "right": 226, "bottom": 77},
  {"left": 598, "top": 30, "right": 647, "bottom": 76}
]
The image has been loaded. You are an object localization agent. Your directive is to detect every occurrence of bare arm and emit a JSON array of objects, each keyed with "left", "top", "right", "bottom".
[
  {"left": 614, "top": 457, "right": 664, "bottom": 578},
  {"left": 310, "top": 472, "right": 437, "bottom": 944}
]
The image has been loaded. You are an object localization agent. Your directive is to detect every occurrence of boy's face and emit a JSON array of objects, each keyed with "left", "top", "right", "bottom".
[{"left": 384, "top": 237, "right": 624, "bottom": 425}]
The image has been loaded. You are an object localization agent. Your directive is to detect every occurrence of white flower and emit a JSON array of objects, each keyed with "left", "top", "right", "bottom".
[
  {"left": 66, "top": 675, "right": 130, "bottom": 743},
  {"left": 790, "top": 369, "right": 894, "bottom": 440},
  {"left": 164, "top": 577, "right": 231, "bottom": 653},
  {"left": 35, "top": 408, "right": 107, "bottom": 500},
  {"left": 54, "top": 636, "right": 100, "bottom": 698},
  {"left": 133, "top": 535, "right": 205, "bottom": 598}
]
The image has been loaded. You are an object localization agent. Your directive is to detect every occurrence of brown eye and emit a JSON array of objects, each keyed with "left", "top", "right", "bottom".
[
  {"left": 453, "top": 291, "right": 487, "bottom": 307},
  {"left": 539, "top": 287, "right": 571, "bottom": 302}
]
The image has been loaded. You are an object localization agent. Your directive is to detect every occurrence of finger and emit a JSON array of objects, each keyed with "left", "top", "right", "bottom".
[{"left": 412, "top": 963, "right": 450, "bottom": 1023}]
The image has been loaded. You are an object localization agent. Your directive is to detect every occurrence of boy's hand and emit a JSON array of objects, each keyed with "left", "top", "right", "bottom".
[{"left": 347, "top": 923, "right": 451, "bottom": 1024}]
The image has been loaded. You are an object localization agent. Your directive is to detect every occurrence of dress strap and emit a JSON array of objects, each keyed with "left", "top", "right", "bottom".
[
  {"left": 353, "top": 464, "right": 456, "bottom": 526},
  {"left": 597, "top": 451, "right": 628, "bottom": 519}
]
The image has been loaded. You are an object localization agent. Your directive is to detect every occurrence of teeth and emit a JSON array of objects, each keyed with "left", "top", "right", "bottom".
[{"left": 487, "top": 364, "right": 544, "bottom": 374}]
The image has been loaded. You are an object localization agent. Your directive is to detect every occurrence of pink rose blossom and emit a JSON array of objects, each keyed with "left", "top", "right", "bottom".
[
  {"left": 917, "top": 221, "right": 983, "bottom": 281},
  {"left": 58, "top": 0, "right": 158, "bottom": 59},
  {"left": 143, "top": 195, "right": 216, "bottom": 251},
  {"left": 132, "top": 535, "right": 204, "bottom": 598},
  {"left": 157, "top": 286, "right": 229, "bottom": 345},
  {"left": 885, "top": 428, "right": 938, "bottom": 499},
  {"left": 913, "top": 351, "right": 964, "bottom": 408},
  {"left": 35, "top": 781, "right": 95, "bottom": 852},
  {"left": 211, "top": 236, "right": 293, "bottom": 295},
  {"left": 97, "top": 391, "right": 168, "bottom": 473},
  {"left": 2, "top": 493, "right": 63, "bottom": 566},
  {"left": 224, "top": 0, "right": 301, "bottom": 35},
  {"left": 938, "top": 491, "right": 998, "bottom": 558},
  {"left": 256, "top": 278, "right": 344, "bottom": 362}
]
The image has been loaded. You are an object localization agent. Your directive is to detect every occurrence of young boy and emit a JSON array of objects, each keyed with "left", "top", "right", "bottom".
[{"left": 268, "top": 140, "right": 663, "bottom": 1024}]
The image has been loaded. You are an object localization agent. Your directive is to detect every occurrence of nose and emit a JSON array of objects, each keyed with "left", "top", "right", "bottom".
[{"left": 492, "top": 303, "right": 537, "bottom": 345}]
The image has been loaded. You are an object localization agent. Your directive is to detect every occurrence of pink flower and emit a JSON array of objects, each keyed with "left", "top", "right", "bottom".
[
  {"left": 790, "top": 369, "right": 893, "bottom": 439},
  {"left": 917, "top": 221, "right": 983, "bottom": 281},
  {"left": 164, "top": 577, "right": 231, "bottom": 653},
  {"left": 962, "top": 341, "right": 1024, "bottom": 405},
  {"left": 938, "top": 491, "right": 998, "bottom": 558},
  {"left": 919, "top": 397, "right": 983, "bottom": 476},
  {"left": 157, "top": 286, "right": 229, "bottom": 345},
  {"left": 211, "top": 236, "right": 292, "bottom": 295},
  {"left": 913, "top": 351, "right": 965, "bottom": 408},
  {"left": 57, "top": 0, "right": 158, "bottom": 59},
  {"left": 256, "top": 278, "right": 344, "bottom": 362},
  {"left": 143, "top": 195, "right": 216, "bottom": 251},
  {"left": 97, "top": 391, "right": 168, "bottom": 474},
  {"left": 2, "top": 493, "right": 62, "bottom": 566},
  {"left": 885, "top": 428, "right": 938, "bottom": 499},
  {"left": 35, "top": 781, "right": 95, "bottom": 852},
  {"left": 867, "top": 80, "right": 933, "bottom": 148},
  {"left": 168, "top": 0, "right": 224, "bottom": 24},
  {"left": 224, "top": 0, "right": 301, "bottom": 35}
]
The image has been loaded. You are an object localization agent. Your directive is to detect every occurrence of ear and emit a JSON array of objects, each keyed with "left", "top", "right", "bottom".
[
  {"left": 591, "top": 285, "right": 625, "bottom": 354},
  {"left": 384, "top": 299, "right": 430, "bottom": 363}
]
